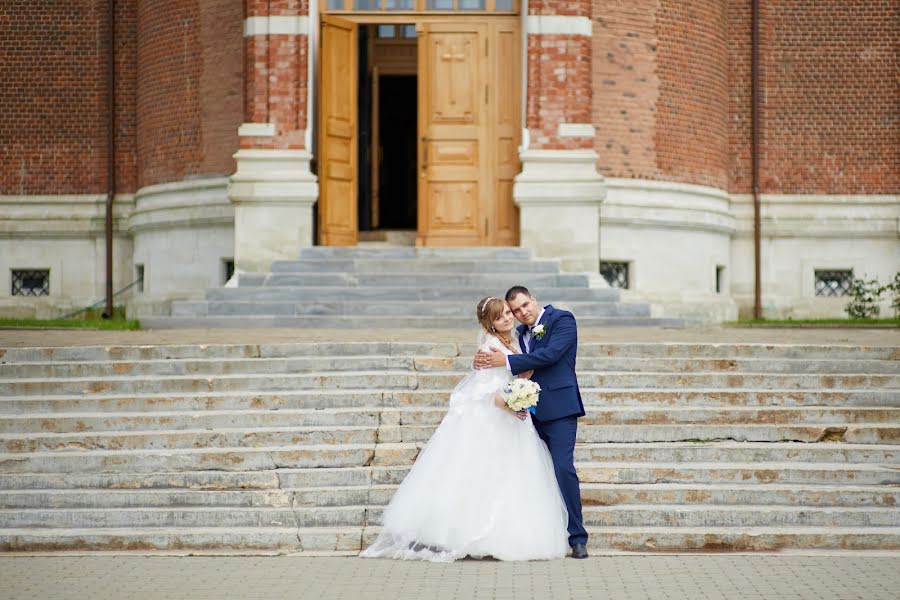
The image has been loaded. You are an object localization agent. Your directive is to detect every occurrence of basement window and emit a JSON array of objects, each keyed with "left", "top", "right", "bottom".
[
  {"left": 815, "top": 270, "right": 853, "bottom": 297},
  {"left": 600, "top": 261, "right": 629, "bottom": 289},
  {"left": 12, "top": 269, "right": 50, "bottom": 296}
]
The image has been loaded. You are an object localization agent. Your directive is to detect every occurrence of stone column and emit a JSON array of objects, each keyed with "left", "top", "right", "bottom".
[
  {"left": 514, "top": 0, "right": 605, "bottom": 278},
  {"left": 230, "top": 1, "right": 317, "bottom": 273}
]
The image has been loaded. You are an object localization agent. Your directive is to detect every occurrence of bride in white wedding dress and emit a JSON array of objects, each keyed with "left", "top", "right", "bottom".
[{"left": 360, "top": 297, "right": 569, "bottom": 562}]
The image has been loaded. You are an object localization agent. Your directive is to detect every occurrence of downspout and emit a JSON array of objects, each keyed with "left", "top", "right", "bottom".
[
  {"left": 751, "top": 0, "right": 761, "bottom": 319},
  {"left": 103, "top": 0, "right": 116, "bottom": 318}
]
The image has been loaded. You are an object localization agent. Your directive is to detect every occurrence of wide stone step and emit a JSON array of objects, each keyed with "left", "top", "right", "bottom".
[
  {"left": 5, "top": 342, "right": 890, "bottom": 364},
  {"left": 576, "top": 462, "right": 900, "bottom": 485},
  {"left": 412, "top": 372, "right": 900, "bottom": 390},
  {"left": 4, "top": 355, "right": 897, "bottom": 380},
  {"left": 359, "top": 526, "right": 900, "bottom": 552},
  {"left": 260, "top": 272, "right": 590, "bottom": 288},
  {"left": 377, "top": 423, "right": 899, "bottom": 444},
  {"left": 3, "top": 525, "right": 899, "bottom": 554},
  {"left": 270, "top": 258, "right": 562, "bottom": 274},
  {"left": 413, "top": 356, "right": 900, "bottom": 374},
  {"left": 6, "top": 370, "right": 895, "bottom": 397},
  {"left": 298, "top": 246, "right": 534, "bottom": 260},
  {"left": 3, "top": 442, "right": 894, "bottom": 474},
  {"left": 363, "top": 505, "right": 900, "bottom": 528},
  {"left": 141, "top": 315, "right": 685, "bottom": 329},
  {"left": 4, "top": 504, "right": 897, "bottom": 530},
  {"left": 0, "top": 342, "right": 458, "bottom": 363},
  {"left": 204, "top": 286, "right": 622, "bottom": 303},
  {"left": 5, "top": 388, "right": 894, "bottom": 416},
  {"left": 173, "top": 300, "right": 651, "bottom": 318},
  {"left": 0, "top": 527, "right": 361, "bottom": 554},
  {"left": 3, "top": 407, "right": 896, "bottom": 434},
  {"left": 0, "top": 356, "right": 417, "bottom": 378},
  {"left": 361, "top": 483, "right": 900, "bottom": 509},
  {"left": 0, "top": 426, "right": 381, "bottom": 453},
  {"left": 0, "top": 506, "right": 368, "bottom": 529},
  {"left": 0, "top": 372, "right": 419, "bottom": 396},
  {"left": 7, "top": 482, "right": 897, "bottom": 510}
]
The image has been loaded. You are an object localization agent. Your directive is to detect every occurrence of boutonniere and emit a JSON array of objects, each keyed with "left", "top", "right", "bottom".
[{"left": 532, "top": 324, "right": 546, "bottom": 339}]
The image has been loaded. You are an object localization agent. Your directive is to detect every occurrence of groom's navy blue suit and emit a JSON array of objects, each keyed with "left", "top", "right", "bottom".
[{"left": 508, "top": 305, "right": 588, "bottom": 547}]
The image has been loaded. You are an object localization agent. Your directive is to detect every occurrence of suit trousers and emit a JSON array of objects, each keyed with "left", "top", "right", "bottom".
[{"left": 532, "top": 414, "right": 588, "bottom": 546}]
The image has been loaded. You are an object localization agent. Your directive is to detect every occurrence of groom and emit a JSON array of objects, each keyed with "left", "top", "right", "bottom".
[{"left": 474, "top": 286, "right": 589, "bottom": 559}]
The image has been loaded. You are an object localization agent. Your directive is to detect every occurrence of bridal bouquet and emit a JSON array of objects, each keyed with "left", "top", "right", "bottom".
[{"left": 500, "top": 379, "right": 541, "bottom": 414}]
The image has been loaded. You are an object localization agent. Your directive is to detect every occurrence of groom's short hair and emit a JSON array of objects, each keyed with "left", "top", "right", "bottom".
[{"left": 505, "top": 286, "right": 532, "bottom": 301}]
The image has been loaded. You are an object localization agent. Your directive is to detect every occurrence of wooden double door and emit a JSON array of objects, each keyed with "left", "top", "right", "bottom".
[{"left": 319, "top": 16, "right": 520, "bottom": 246}]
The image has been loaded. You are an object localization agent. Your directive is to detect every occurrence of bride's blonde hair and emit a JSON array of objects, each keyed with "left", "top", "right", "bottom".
[{"left": 476, "top": 296, "right": 517, "bottom": 353}]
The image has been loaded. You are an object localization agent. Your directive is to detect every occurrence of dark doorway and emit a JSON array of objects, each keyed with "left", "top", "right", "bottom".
[{"left": 377, "top": 75, "right": 417, "bottom": 230}]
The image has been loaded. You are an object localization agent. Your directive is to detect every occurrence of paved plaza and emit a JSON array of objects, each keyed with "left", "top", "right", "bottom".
[{"left": 0, "top": 554, "right": 899, "bottom": 600}]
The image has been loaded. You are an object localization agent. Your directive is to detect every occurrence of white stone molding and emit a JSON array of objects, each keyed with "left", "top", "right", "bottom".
[
  {"left": 728, "top": 192, "right": 900, "bottom": 319},
  {"left": 238, "top": 123, "right": 276, "bottom": 137},
  {"left": 244, "top": 16, "right": 310, "bottom": 37},
  {"left": 526, "top": 15, "right": 592, "bottom": 36},
  {"left": 730, "top": 193, "right": 900, "bottom": 238},
  {"left": 557, "top": 123, "right": 596, "bottom": 138},
  {"left": 602, "top": 178, "right": 736, "bottom": 235},
  {"left": 0, "top": 194, "right": 133, "bottom": 237},
  {"left": 128, "top": 177, "right": 233, "bottom": 233},
  {"left": 598, "top": 178, "right": 738, "bottom": 322},
  {"left": 229, "top": 149, "right": 319, "bottom": 273},
  {"left": 514, "top": 149, "right": 606, "bottom": 279}
]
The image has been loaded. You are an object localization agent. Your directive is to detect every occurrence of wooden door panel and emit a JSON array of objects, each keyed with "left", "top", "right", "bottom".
[
  {"left": 491, "top": 21, "right": 520, "bottom": 245},
  {"left": 319, "top": 16, "right": 358, "bottom": 246},
  {"left": 418, "top": 23, "right": 488, "bottom": 246}
]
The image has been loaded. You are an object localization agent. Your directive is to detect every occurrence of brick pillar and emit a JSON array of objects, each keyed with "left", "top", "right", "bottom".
[
  {"left": 514, "top": 0, "right": 605, "bottom": 278},
  {"left": 229, "top": 0, "right": 318, "bottom": 273}
]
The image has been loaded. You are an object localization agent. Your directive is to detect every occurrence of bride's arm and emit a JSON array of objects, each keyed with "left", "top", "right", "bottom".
[
  {"left": 515, "top": 370, "right": 534, "bottom": 379},
  {"left": 493, "top": 393, "right": 527, "bottom": 420}
]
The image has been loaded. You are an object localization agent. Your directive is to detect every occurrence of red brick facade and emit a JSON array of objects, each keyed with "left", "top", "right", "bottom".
[
  {"left": 137, "top": 0, "right": 242, "bottom": 187},
  {"left": 0, "top": 0, "right": 109, "bottom": 194},
  {"left": 594, "top": 0, "right": 899, "bottom": 193},
  {"left": 526, "top": 0, "right": 594, "bottom": 151},
  {"left": 1, "top": 1, "right": 896, "bottom": 195},
  {"left": 241, "top": 0, "right": 310, "bottom": 151}
]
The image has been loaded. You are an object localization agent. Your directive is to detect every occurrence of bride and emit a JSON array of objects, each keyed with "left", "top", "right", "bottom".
[{"left": 360, "top": 297, "right": 569, "bottom": 562}]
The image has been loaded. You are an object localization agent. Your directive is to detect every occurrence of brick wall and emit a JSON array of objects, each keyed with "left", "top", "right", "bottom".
[
  {"left": 137, "top": 0, "right": 242, "bottom": 188},
  {"left": 526, "top": 0, "right": 594, "bottom": 151},
  {"left": 595, "top": 0, "right": 899, "bottom": 194},
  {"left": 592, "top": 0, "right": 729, "bottom": 188},
  {"left": 0, "top": 0, "right": 108, "bottom": 194},
  {"left": 758, "top": 0, "right": 899, "bottom": 194},
  {"left": 241, "top": 0, "right": 309, "bottom": 151}
]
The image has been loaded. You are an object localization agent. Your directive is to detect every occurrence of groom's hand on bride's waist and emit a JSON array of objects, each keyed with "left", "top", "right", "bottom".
[{"left": 473, "top": 347, "right": 506, "bottom": 369}]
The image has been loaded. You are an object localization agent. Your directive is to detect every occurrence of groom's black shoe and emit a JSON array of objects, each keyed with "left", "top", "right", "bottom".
[{"left": 571, "top": 543, "right": 588, "bottom": 559}]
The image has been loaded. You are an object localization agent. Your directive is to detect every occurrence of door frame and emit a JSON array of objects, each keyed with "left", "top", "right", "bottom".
[{"left": 316, "top": 14, "right": 521, "bottom": 246}]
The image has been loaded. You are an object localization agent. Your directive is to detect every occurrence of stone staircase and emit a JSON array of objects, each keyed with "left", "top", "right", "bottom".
[
  {"left": 143, "top": 247, "right": 683, "bottom": 328},
  {"left": 0, "top": 340, "right": 898, "bottom": 553}
]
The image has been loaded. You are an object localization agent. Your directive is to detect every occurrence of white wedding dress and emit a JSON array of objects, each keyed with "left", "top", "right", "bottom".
[{"left": 360, "top": 333, "right": 569, "bottom": 562}]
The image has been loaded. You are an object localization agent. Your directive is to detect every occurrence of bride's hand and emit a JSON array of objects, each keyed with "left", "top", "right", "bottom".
[
  {"left": 516, "top": 370, "right": 534, "bottom": 380},
  {"left": 494, "top": 395, "right": 527, "bottom": 420}
]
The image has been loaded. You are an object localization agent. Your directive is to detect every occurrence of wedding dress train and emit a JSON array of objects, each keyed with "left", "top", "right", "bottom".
[{"left": 360, "top": 334, "right": 569, "bottom": 562}]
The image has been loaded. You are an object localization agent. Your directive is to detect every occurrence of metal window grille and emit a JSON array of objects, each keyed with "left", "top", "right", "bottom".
[
  {"left": 600, "top": 261, "right": 629, "bottom": 289},
  {"left": 814, "top": 270, "right": 853, "bottom": 297},
  {"left": 12, "top": 269, "right": 50, "bottom": 296}
]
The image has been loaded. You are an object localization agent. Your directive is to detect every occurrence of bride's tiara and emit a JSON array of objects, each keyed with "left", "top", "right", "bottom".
[{"left": 477, "top": 296, "right": 497, "bottom": 316}]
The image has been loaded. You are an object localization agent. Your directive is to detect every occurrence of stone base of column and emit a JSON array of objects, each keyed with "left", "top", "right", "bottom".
[
  {"left": 513, "top": 149, "right": 606, "bottom": 284},
  {"left": 229, "top": 149, "right": 319, "bottom": 273}
]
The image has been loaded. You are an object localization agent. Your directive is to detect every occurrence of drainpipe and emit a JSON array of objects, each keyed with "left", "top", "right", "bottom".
[
  {"left": 751, "top": 0, "right": 761, "bottom": 319},
  {"left": 103, "top": 0, "right": 116, "bottom": 318}
]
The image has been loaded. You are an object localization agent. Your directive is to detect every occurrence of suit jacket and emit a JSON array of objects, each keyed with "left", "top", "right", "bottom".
[{"left": 508, "top": 305, "right": 584, "bottom": 422}]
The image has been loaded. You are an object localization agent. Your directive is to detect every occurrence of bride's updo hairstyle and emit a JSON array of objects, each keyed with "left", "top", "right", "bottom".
[{"left": 476, "top": 296, "right": 506, "bottom": 333}]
